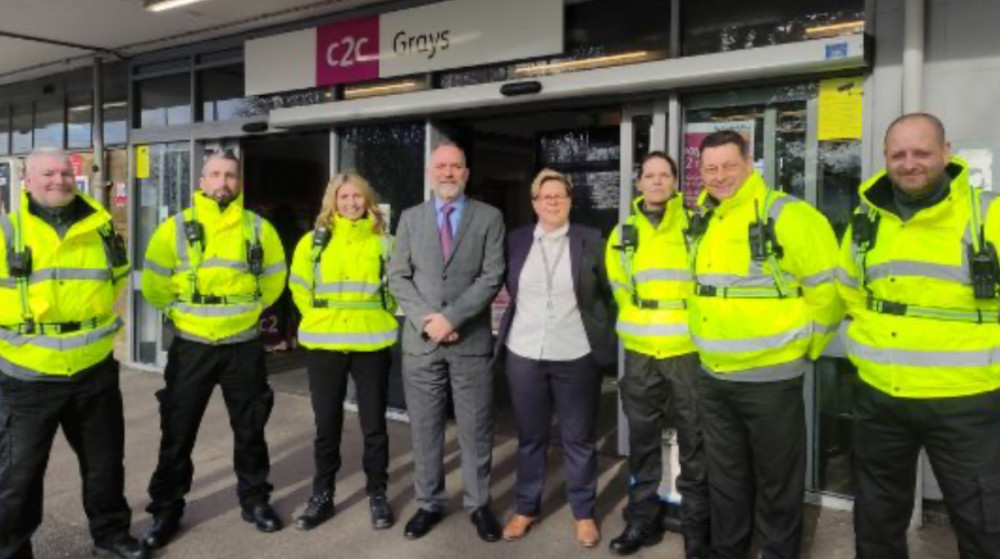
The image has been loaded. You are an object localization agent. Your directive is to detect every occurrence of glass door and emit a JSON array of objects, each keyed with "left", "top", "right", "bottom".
[{"left": 131, "top": 142, "right": 191, "bottom": 367}]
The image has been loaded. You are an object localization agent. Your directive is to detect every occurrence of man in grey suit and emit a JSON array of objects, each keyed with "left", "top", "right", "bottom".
[{"left": 388, "top": 142, "right": 506, "bottom": 542}]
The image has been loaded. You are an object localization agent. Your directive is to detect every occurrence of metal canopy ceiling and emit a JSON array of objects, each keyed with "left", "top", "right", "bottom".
[{"left": 0, "top": 0, "right": 392, "bottom": 85}]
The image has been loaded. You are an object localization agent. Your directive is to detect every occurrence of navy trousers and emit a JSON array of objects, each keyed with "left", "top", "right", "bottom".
[{"left": 505, "top": 351, "right": 602, "bottom": 519}]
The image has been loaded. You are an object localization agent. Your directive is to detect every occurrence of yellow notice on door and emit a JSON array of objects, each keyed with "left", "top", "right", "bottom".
[
  {"left": 818, "top": 77, "right": 864, "bottom": 141},
  {"left": 136, "top": 146, "right": 150, "bottom": 179}
]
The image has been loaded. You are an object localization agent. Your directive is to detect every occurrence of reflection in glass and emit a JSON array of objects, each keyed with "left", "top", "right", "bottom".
[
  {"left": 34, "top": 98, "right": 64, "bottom": 149},
  {"left": 818, "top": 140, "right": 861, "bottom": 239},
  {"left": 813, "top": 357, "right": 858, "bottom": 496},
  {"left": 200, "top": 64, "right": 248, "bottom": 121},
  {"left": 137, "top": 74, "right": 192, "bottom": 128},
  {"left": 538, "top": 126, "right": 621, "bottom": 235},
  {"left": 0, "top": 106, "right": 9, "bottom": 155},
  {"left": 134, "top": 142, "right": 191, "bottom": 365},
  {"left": 68, "top": 93, "right": 92, "bottom": 149},
  {"left": 12, "top": 102, "right": 32, "bottom": 154},
  {"left": 440, "top": 0, "right": 669, "bottom": 88},
  {"left": 683, "top": 0, "right": 864, "bottom": 56},
  {"left": 104, "top": 102, "right": 128, "bottom": 145},
  {"left": 339, "top": 122, "right": 425, "bottom": 234}
]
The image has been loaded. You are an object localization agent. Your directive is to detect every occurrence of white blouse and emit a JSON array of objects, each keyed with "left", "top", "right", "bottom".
[{"left": 506, "top": 223, "right": 591, "bottom": 361}]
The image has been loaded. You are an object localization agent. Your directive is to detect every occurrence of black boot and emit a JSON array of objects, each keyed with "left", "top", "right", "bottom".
[
  {"left": 294, "top": 492, "right": 335, "bottom": 531},
  {"left": 608, "top": 523, "right": 663, "bottom": 556},
  {"left": 369, "top": 492, "right": 395, "bottom": 530}
]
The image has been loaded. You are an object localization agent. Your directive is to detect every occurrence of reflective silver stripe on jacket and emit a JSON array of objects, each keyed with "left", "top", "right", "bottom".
[
  {"left": 298, "top": 330, "right": 398, "bottom": 346},
  {"left": 848, "top": 337, "right": 998, "bottom": 368},
  {"left": 697, "top": 272, "right": 797, "bottom": 289},
  {"left": 615, "top": 320, "right": 689, "bottom": 337},
  {"left": 866, "top": 260, "right": 969, "bottom": 284},
  {"left": 0, "top": 317, "right": 122, "bottom": 350},
  {"left": 633, "top": 269, "right": 693, "bottom": 283},
  {"left": 835, "top": 268, "right": 858, "bottom": 288},
  {"left": 144, "top": 259, "right": 174, "bottom": 277},
  {"left": 171, "top": 302, "right": 258, "bottom": 317},
  {"left": 702, "top": 357, "right": 806, "bottom": 382},
  {"left": 800, "top": 269, "right": 836, "bottom": 288},
  {"left": 174, "top": 325, "right": 260, "bottom": 345},
  {"left": 0, "top": 354, "right": 86, "bottom": 382},
  {"left": 692, "top": 323, "right": 811, "bottom": 353},
  {"left": 262, "top": 261, "right": 286, "bottom": 277},
  {"left": 313, "top": 281, "right": 381, "bottom": 296}
]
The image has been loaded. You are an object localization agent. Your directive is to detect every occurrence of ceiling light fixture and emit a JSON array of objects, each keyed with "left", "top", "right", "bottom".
[
  {"left": 145, "top": 0, "right": 213, "bottom": 13},
  {"left": 804, "top": 21, "right": 865, "bottom": 38},
  {"left": 514, "top": 51, "right": 654, "bottom": 76}
]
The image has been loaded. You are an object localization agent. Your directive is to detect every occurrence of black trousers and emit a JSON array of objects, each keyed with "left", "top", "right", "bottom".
[
  {"left": 698, "top": 371, "right": 805, "bottom": 559},
  {"left": 147, "top": 337, "right": 274, "bottom": 517},
  {"left": 854, "top": 382, "right": 1000, "bottom": 559},
  {"left": 0, "top": 358, "right": 132, "bottom": 559},
  {"left": 306, "top": 348, "right": 390, "bottom": 496},
  {"left": 620, "top": 351, "right": 710, "bottom": 556},
  {"left": 505, "top": 352, "right": 601, "bottom": 520}
]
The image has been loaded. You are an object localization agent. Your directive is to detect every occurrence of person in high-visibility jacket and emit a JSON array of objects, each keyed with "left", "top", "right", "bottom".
[
  {"left": 838, "top": 113, "right": 1000, "bottom": 559},
  {"left": 687, "top": 131, "right": 842, "bottom": 559},
  {"left": 0, "top": 148, "right": 147, "bottom": 559},
  {"left": 287, "top": 172, "right": 398, "bottom": 532},
  {"left": 604, "top": 152, "right": 709, "bottom": 558},
  {"left": 140, "top": 152, "right": 288, "bottom": 549}
]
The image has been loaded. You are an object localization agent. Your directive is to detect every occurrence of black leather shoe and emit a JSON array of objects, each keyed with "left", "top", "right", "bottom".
[
  {"left": 403, "top": 508, "right": 443, "bottom": 539},
  {"left": 142, "top": 512, "right": 181, "bottom": 550},
  {"left": 241, "top": 503, "right": 283, "bottom": 533},
  {"left": 608, "top": 523, "right": 662, "bottom": 556},
  {"left": 294, "top": 492, "right": 335, "bottom": 531},
  {"left": 93, "top": 536, "right": 150, "bottom": 559},
  {"left": 470, "top": 506, "right": 501, "bottom": 543},
  {"left": 369, "top": 493, "right": 395, "bottom": 530}
]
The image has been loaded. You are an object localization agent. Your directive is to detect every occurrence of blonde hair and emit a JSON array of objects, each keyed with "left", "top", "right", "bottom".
[
  {"left": 530, "top": 168, "right": 574, "bottom": 199},
  {"left": 315, "top": 172, "right": 387, "bottom": 235}
]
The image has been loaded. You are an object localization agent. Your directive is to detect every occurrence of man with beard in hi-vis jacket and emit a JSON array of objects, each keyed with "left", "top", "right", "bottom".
[{"left": 140, "top": 151, "right": 287, "bottom": 550}]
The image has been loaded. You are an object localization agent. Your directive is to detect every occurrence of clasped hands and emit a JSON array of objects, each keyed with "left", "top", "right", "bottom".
[{"left": 423, "top": 313, "right": 459, "bottom": 344}]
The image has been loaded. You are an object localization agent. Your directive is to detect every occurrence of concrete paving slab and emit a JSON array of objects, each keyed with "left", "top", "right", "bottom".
[{"left": 27, "top": 367, "right": 959, "bottom": 559}]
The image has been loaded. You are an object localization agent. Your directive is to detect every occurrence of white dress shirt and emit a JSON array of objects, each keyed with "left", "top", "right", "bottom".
[{"left": 506, "top": 223, "right": 591, "bottom": 361}]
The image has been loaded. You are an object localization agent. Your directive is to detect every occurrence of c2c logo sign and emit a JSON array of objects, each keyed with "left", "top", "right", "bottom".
[{"left": 316, "top": 17, "right": 380, "bottom": 86}]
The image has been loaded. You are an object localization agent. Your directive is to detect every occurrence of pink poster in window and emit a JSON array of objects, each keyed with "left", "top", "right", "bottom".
[{"left": 316, "top": 16, "right": 380, "bottom": 87}]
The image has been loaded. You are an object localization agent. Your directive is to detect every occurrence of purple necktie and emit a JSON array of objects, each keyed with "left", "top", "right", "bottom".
[{"left": 440, "top": 204, "right": 455, "bottom": 258}]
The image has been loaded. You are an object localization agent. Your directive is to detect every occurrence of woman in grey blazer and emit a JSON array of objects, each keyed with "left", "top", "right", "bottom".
[{"left": 495, "top": 168, "right": 616, "bottom": 548}]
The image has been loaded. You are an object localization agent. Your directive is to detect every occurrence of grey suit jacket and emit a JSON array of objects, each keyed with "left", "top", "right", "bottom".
[{"left": 388, "top": 197, "right": 506, "bottom": 357}]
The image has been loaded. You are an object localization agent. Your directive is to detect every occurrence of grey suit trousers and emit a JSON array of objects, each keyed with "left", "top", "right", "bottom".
[{"left": 403, "top": 345, "right": 493, "bottom": 511}]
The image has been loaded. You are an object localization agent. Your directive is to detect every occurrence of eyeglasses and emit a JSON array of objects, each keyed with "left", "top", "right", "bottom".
[{"left": 533, "top": 194, "right": 570, "bottom": 203}]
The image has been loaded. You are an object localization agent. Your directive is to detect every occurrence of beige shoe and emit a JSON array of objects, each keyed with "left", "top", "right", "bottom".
[
  {"left": 502, "top": 514, "right": 537, "bottom": 541},
  {"left": 575, "top": 518, "right": 601, "bottom": 548}
]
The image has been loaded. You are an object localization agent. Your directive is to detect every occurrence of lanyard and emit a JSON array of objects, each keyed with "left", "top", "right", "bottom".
[{"left": 537, "top": 234, "right": 568, "bottom": 310}]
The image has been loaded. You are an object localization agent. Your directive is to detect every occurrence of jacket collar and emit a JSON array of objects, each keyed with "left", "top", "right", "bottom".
[{"left": 193, "top": 190, "right": 245, "bottom": 226}]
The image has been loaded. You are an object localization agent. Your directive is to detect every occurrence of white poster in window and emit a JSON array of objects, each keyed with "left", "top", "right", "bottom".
[{"left": 957, "top": 148, "right": 993, "bottom": 192}]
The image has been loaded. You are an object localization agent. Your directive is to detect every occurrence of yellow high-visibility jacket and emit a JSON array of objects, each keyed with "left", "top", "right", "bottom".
[
  {"left": 838, "top": 158, "right": 1000, "bottom": 398},
  {"left": 606, "top": 195, "right": 696, "bottom": 358},
  {"left": 688, "top": 172, "right": 843, "bottom": 378},
  {"left": 289, "top": 214, "right": 398, "bottom": 352},
  {"left": 0, "top": 191, "right": 129, "bottom": 379},
  {"left": 141, "top": 190, "right": 287, "bottom": 344}
]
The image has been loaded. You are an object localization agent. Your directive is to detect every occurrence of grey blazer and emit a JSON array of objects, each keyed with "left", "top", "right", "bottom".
[{"left": 388, "top": 198, "right": 506, "bottom": 356}]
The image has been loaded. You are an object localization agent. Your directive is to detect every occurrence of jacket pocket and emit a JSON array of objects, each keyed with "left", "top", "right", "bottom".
[{"left": 981, "top": 473, "right": 1000, "bottom": 534}]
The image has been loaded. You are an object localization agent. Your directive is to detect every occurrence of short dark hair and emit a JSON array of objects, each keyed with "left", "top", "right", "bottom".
[
  {"left": 699, "top": 130, "right": 748, "bottom": 158},
  {"left": 884, "top": 112, "right": 947, "bottom": 147},
  {"left": 640, "top": 151, "right": 678, "bottom": 177},
  {"left": 202, "top": 150, "right": 241, "bottom": 176}
]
